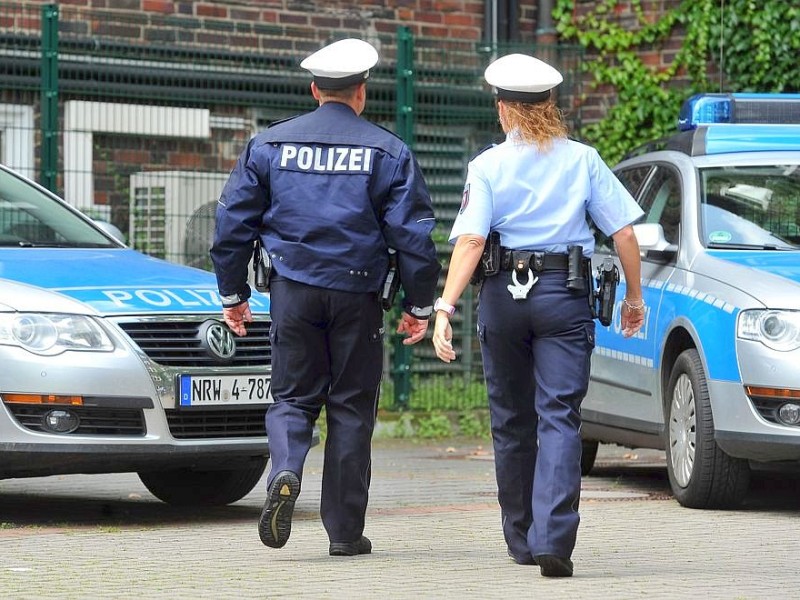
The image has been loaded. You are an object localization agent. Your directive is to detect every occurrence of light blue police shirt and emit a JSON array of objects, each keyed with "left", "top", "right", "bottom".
[{"left": 449, "top": 133, "right": 644, "bottom": 255}]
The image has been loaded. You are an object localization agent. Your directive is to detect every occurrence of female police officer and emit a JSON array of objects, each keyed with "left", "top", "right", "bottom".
[
  {"left": 431, "top": 54, "right": 645, "bottom": 577},
  {"left": 211, "top": 39, "right": 440, "bottom": 557}
]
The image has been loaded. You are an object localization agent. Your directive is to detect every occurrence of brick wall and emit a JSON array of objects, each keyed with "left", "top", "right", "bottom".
[
  {"left": 9, "top": 0, "right": 698, "bottom": 129},
  {"left": 11, "top": 0, "right": 512, "bottom": 46},
  {"left": 566, "top": 0, "right": 697, "bottom": 127}
]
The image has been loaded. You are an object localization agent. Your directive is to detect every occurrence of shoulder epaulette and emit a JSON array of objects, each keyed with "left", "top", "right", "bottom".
[
  {"left": 266, "top": 114, "right": 301, "bottom": 129},
  {"left": 374, "top": 123, "right": 405, "bottom": 141},
  {"left": 470, "top": 143, "right": 496, "bottom": 161}
]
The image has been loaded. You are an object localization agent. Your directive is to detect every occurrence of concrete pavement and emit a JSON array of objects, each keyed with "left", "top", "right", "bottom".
[{"left": 1, "top": 439, "right": 798, "bottom": 599}]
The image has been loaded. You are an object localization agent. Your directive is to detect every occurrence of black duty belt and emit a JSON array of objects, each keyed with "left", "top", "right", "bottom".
[{"left": 499, "top": 249, "right": 570, "bottom": 272}]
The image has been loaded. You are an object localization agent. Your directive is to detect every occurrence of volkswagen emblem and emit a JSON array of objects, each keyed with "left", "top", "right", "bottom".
[{"left": 199, "top": 320, "right": 236, "bottom": 362}]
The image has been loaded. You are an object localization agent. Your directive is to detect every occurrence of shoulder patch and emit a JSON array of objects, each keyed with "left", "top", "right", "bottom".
[{"left": 459, "top": 183, "right": 470, "bottom": 213}]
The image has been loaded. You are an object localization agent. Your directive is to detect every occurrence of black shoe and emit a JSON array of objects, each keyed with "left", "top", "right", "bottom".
[
  {"left": 329, "top": 535, "right": 372, "bottom": 556},
  {"left": 258, "top": 471, "right": 300, "bottom": 548},
  {"left": 507, "top": 549, "right": 537, "bottom": 566},
  {"left": 535, "top": 554, "right": 574, "bottom": 578}
]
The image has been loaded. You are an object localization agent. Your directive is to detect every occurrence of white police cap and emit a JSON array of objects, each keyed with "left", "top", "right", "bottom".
[
  {"left": 484, "top": 53, "right": 563, "bottom": 103},
  {"left": 300, "top": 38, "right": 379, "bottom": 90}
]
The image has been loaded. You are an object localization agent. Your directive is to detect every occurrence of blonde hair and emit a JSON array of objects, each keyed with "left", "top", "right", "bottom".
[{"left": 499, "top": 99, "right": 569, "bottom": 151}]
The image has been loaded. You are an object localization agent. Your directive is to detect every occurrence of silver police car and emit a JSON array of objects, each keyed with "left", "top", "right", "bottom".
[
  {"left": 0, "top": 163, "right": 274, "bottom": 506},
  {"left": 582, "top": 93, "right": 800, "bottom": 508}
]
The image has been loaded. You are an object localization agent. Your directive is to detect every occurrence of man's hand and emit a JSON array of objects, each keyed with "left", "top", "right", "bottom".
[
  {"left": 223, "top": 301, "right": 253, "bottom": 336},
  {"left": 396, "top": 312, "right": 429, "bottom": 345}
]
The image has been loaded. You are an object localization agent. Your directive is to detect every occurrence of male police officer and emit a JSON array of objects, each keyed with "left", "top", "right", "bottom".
[{"left": 210, "top": 38, "right": 441, "bottom": 556}]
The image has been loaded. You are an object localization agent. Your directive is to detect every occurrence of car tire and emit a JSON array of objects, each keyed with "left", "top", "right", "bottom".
[
  {"left": 665, "top": 349, "right": 750, "bottom": 509},
  {"left": 580, "top": 439, "right": 599, "bottom": 476},
  {"left": 138, "top": 457, "right": 268, "bottom": 506}
]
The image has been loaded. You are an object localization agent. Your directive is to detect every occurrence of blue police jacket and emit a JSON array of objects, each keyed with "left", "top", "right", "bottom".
[{"left": 211, "top": 102, "right": 441, "bottom": 312}]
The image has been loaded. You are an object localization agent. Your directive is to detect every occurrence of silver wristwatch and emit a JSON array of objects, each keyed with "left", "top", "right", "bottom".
[
  {"left": 220, "top": 293, "right": 244, "bottom": 308},
  {"left": 406, "top": 304, "right": 433, "bottom": 319}
]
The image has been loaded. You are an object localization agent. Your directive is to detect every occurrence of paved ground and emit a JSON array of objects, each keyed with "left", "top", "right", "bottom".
[{"left": 1, "top": 439, "right": 799, "bottom": 599}]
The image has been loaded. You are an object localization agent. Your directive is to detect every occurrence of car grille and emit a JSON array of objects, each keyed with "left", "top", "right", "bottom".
[
  {"left": 116, "top": 317, "right": 271, "bottom": 367},
  {"left": 165, "top": 407, "right": 268, "bottom": 439},
  {"left": 7, "top": 404, "right": 146, "bottom": 436}
]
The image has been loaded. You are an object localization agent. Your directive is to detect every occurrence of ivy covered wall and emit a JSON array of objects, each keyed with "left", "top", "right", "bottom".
[{"left": 554, "top": 0, "right": 800, "bottom": 164}]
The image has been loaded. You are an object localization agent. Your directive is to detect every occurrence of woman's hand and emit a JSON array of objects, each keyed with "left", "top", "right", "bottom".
[
  {"left": 432, "top": 313, "right": 456, "bottom": 362},
  {"left": 620, "top": 298, "right": 645, "bottom": 338}
]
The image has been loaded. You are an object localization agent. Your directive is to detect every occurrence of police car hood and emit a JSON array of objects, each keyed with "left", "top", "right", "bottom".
[
  {"left": 0, "top": 248, "right": 269, "bottom": 315},
  {"left": 695, "top": 250, "right": 800, "bottom": 309}
]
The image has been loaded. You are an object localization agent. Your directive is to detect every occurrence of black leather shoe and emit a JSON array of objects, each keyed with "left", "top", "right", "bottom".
[
  {"left": 507, "top": 549, "right": 537, "bottom": 566},
  {"left": 535, "top": 554, "right": 574, "bottom": 577},
  {"left": 258, "top": 471, "right": 300, "bottom": 548},
  {"left": 329, "top": 535, "right": 372, "bottom": 556}
]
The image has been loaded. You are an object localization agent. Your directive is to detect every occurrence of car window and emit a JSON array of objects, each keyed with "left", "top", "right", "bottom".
[
  {"left": 638, "top": 166, "right": 681, "bottom": 245},
  {"left": 0, "top": 169, "right": 117, "bottom": 248},
  {"left": 615, "top": 165, "right": 653, "bottom": 199},
  {"left": 701, "top": 165, "right": 800, "bottom": 249},
  {"left": 594, "top": 166, "right": 654, "bottom": 252}
]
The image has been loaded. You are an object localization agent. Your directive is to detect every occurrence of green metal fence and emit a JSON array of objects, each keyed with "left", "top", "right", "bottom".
[{"left": 0, "top": 2, "right": 583, "bottom": 412}]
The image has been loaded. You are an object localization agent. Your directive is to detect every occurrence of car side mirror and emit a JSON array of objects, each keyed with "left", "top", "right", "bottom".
[
  {"left": 93, "top": 219, "right": 127, "bottom": 244},
  {"left": 634, "top": 223, "right": 677, "bottom": 262}
]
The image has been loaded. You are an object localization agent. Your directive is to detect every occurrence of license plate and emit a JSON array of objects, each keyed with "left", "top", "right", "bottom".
[{"left": 178, "top": 374, "right": 272, "bottom": 407}]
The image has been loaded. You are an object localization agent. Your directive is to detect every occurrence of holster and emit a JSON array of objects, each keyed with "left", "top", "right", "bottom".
[
  {"left": 253, "top": 239, "right": 271, "bottom": 293},
  {"left": 381, "top": 249, "right": 400, "bottom": 311},
  {"left": 470, "top": 230, "right": 501, "bottom": 285},
  {"left": 593, "top": 257, "right": 619, "bottom": 326},
  {"left": 566, "top": 245, "right": 589, "bottom": 294}
]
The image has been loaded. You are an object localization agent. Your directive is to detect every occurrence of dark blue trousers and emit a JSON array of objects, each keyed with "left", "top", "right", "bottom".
[
  {"left": 478, "top": 271, "right": 595, "bottom": 560},
  {"left": 265, "top": 276, "right": 384, "bottom": 543}
]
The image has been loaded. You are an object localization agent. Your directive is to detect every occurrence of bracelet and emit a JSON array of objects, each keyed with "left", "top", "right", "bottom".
[{"left": 623, "top": 298, "right": 646, "bottom": 311}]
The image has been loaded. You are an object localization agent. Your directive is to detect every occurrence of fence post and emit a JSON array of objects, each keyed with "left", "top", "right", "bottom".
[
  {"left": 396, "top": 26, "right": 414, "bottom": 146},
  {"left": 390, "top": 26, "right": 415, "bottom": 410},
  {"left": 40, "top": 3, "right": 59, "bottom": 192}
]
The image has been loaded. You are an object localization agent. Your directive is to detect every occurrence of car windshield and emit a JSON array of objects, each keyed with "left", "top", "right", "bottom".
[
  {"left": 701, "top": 165, "right": 800, "bottom": 250},
  {"left": 0, "top": 169, "right": 117, "bottom": 248}
]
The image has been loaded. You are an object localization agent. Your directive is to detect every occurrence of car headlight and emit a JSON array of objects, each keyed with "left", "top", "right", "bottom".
[
  {"left": 738, "top": 310, "right": 800, "bottom": 352},
  {"left": 0, "top": 313, "right": 114, "bottom": 356}
]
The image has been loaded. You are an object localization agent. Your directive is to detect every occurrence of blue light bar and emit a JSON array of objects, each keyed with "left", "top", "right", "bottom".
[
  {"left": 704, "top": 124, "right": 800, "bottom": 155},
  {"left": 678, "top": 93, "right": 800, "bottom": 131}
]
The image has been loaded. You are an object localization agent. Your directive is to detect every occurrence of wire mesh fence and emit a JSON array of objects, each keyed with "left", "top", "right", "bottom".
[{"left": 0, "top": 1, "right": 583, "bottom": 411}]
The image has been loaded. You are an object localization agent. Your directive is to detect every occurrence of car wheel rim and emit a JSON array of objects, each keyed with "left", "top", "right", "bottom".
[{"left": 669, "top": 373, "right": 697, "bottom": 488}]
